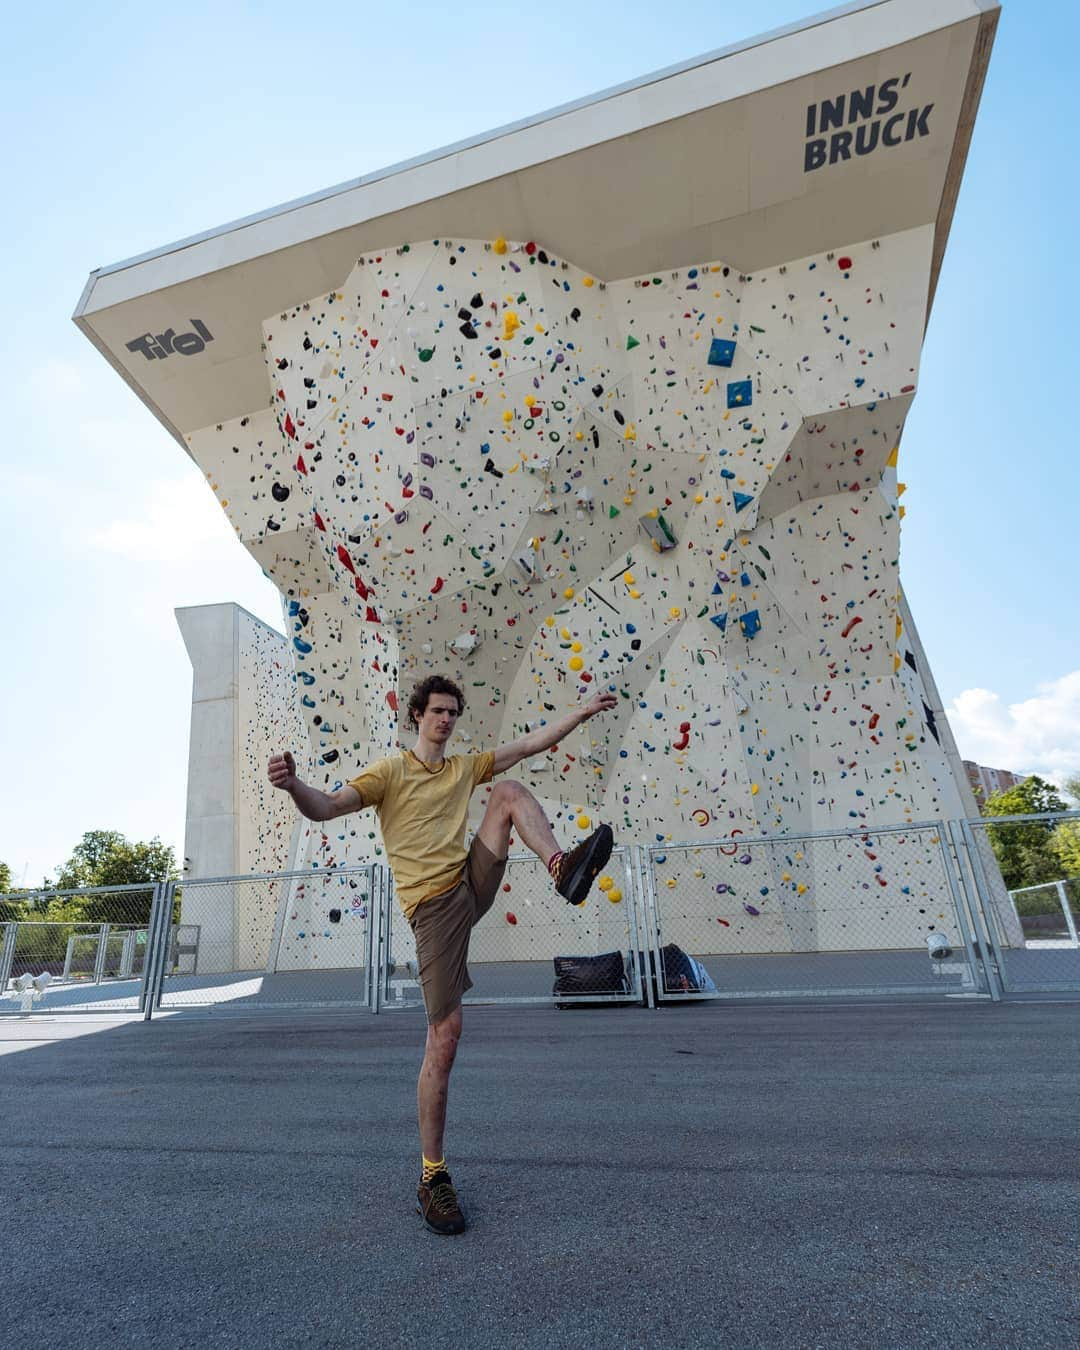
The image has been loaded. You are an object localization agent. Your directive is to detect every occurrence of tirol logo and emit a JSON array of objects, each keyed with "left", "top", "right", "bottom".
[
  {"left": 126, "top": 319, "right": 214, "bottom": 361},
  {"left": 803, "top": 73, "right": 932, "bottom": 172}
]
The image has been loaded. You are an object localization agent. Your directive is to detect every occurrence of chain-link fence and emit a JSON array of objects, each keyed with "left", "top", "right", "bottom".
[
  {"left": 640, "top": 824, "right": 985, "bottom": 1001},
  {"left": 6, "top": 813, "right": 1079, "bottom": 1018},
  {"left": 377, "top": 846, "right": 643, "bottom": 1010},
  {"left": 155, "top": 866, "right": 381, "bottom": 1012},
  {"left": 0, "top": 885, "right": 161, "bottom": 1013},
  {"left": 959, "top": 812, "right": 1080, "bottom": 994}
]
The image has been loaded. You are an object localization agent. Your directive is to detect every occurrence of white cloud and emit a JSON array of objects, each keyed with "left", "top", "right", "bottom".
[
  {"left": 88, "top": 473, "right": 238, "bottom": 563},
  {"left": 947, "top": 671, "right": 1080, "bottom": 790}
]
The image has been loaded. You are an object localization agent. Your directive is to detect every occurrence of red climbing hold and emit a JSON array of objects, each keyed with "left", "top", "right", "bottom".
[
  {"left": 506, "top": 912, "right": 518, "bottom": 925},
  {"left": 313, "top": 511, "right": 327, "bottom": 532},
  {"left": 337, "top": 544, "right": 356, "bottom": 574},
  {"left": 838, "top": 256, "right": 852, "bottom": 270},
  {"left": 840, "top": 615, "right": 863, "bottom": 639},
  {"left": 386, "top": 690, "right": 398, "bottom": 713},
  {"left": 283, "top": 413, "right": 296, "bottom": 440}
]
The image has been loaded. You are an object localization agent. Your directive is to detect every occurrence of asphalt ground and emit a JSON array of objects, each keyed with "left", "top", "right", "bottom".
[{"left": 2, "top": 1000, "right": 1078, "bottom": 1349}]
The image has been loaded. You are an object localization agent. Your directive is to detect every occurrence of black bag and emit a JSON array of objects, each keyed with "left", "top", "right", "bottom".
[
  {"left": 552, "top": 950, "right": 628, "bottom": 1004},
  {"left": 637, "top": 943, "right": 715, "bottom": 998}
]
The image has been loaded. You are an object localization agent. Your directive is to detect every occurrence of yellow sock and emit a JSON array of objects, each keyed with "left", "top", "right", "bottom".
[{"left": 422, "top": 1155, "right": 446, "bottom": 1183}]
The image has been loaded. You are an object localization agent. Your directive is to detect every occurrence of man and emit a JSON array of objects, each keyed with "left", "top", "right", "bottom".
[{"left": 268, "top": 675, "right": 616, "bottom": 1235}]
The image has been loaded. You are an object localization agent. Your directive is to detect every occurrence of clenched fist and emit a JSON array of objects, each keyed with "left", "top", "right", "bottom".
[{"left": 268, "top": 751, "right": 298, "bottom": 791}]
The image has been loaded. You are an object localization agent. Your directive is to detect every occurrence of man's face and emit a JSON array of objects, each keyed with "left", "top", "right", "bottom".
[{"left": 418, "top": 695, "right": 461, "bottom": 745}]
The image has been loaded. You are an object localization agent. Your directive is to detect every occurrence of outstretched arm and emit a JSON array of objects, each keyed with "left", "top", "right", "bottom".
[
  {"left": 492, "top": 690, "right": 618, "bottom": 775},
  {"left": 267, "top": 752, "right": 362, "bottom": 821}
]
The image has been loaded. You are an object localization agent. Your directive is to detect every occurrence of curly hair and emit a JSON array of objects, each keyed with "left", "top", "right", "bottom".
[{"left": 406, "top": 675, "right": 465, "bottom": 731}]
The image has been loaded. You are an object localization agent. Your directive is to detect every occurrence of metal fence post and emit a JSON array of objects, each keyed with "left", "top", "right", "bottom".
[
  {"left": 92, "top": 923, "right": 110, "bottom": 985},
  {"left": 148, "top": 881, "right": 177, "bottom": 1018},
  {"left": 0, "top": 922, "right": 16, "bottom": 994},
  {"left": 934, "top": 821, "right": 990, "bottom": 998},
  {"left": 948, "top": 821, "right": 1003, "bottom": 1002},
  {"left": 632, "top": 845, "right": 659, "bottom": 1009},
  {"left": 140, "top": 884, "right": 166, "bottom": 1019},
  {"left": 1054, "top": 881, "right": 1080, "bottom": 948}
]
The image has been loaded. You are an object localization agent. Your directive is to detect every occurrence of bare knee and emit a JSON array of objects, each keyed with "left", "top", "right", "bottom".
[
  {"left": 425, "top": 1013, "right": 462, "bottom": 1076},
  {"left": 487, "top": 779, "right": 529, "bottom": 819}
]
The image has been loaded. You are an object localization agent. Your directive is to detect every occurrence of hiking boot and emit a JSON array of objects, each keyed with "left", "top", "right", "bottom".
[
  {"left": 552, "top": 824, "right": 614, "bottom": 906},
  {"left": 416, "top": 1170, "right": 466, "bottom": 1236}
]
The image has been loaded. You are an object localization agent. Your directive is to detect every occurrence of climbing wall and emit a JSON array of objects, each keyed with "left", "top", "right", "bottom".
[{"left": 186, "top": 229, "right": 969, "bottom": 954}]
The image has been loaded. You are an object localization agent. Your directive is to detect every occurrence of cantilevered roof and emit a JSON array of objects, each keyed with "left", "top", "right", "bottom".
[{"left": 74, "top": 0, "right": 999, "bottom": 448}]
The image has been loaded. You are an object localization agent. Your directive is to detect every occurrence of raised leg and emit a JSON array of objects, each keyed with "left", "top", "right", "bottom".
[
  {"left": 475, "top": 779, "right": 559, "bottom": 867},
  {"left": 417, "top": 1005, "right": 463, "bottom": 1161}
]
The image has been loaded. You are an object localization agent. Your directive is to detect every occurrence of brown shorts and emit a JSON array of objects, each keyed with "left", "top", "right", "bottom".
[{"left": 408, "top": 836, "right": 507, "bottom": 1024}]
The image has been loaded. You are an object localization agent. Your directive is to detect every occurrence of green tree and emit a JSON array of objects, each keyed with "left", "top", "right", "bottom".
[
  {"left": 52, "top": 830, "right": 178, "bottom": 923},
  {"left": 0, "top": 860, "right": 12, "bottom": 894},
  {"left": 1052, "top": 818, "right": 1080, "bottom": 876},
  {"left": 1062, "top": 773, "right": 1080, "bottom": 808},
  {"left": 984, "top": 776, "right": 1068, "bottom": 891}
]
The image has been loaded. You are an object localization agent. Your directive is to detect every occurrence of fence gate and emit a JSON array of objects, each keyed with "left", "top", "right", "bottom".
[
  {"left": 0, "top": 884, "right": 162, "bottom": 1016},
  {"left": 953, "top": 814, "right": 1080, "bottom": 996},
  {"left": 374, "top": 845, "right": 644, "bottom": 1012},
  {"left": 150, "top": 865, "right": 383, "bottom": 1014},
  {"left": 641, "top": 824, "right": 990, "bottom": 1003}
]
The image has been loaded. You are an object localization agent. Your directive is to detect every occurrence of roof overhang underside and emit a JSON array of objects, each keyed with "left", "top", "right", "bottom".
[{"left": 73, "top": 0, "right": 999, "bottom": 448}]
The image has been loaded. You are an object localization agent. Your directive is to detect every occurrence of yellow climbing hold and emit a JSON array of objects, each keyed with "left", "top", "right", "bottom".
[
  {"left": 597, "top": 875, "right": 614, "bottom": 891},
  {"left": 493, "top": 236, "right": 508, "bottom": 254},
  {"left": 669, "top": 607, "right": 681, "bottom": 620},
  {"left": 623, "top": 571, "right": 635, "bottom": 585},
  {"left": 606, "top": 888, "right": 623, "bottom": 903},
  {"left": 577, "top": 814, "right": 591, "bottom": 830},
  {"left": 503, "top": 409, "right": 514, "bottom": 423},
  {"left": 750, "top": 784, "right": 759, "bottom": 796},
  {"left": 568, "top": 656, "right": 584, "bottom": 672},
  {"left": 570, "top": 641, "right": 583, "bottom": 653},
  {"left": 583, "top": 276, "right": 595, "bottom": 287},
  {"left": 563, "top": 587, "right": 576, "bottom": 600}
]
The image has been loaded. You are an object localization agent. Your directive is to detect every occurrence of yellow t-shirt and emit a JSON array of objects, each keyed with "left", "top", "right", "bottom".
[{"left": 347, "top": 750, "right": 496, "bottom": 918}]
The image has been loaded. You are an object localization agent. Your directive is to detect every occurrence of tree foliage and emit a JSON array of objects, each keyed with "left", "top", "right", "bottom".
[
  {"left": 1052, "top": 819, "right": 1080, "bottom": 879},
  {"left": 0, "top": 860, "right": 12, "bottom": 895},
  {"left": 983, "top": 776, "right": 1069, "bottom": 891}
]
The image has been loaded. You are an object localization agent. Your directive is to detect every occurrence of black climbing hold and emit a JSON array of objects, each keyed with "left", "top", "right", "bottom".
[{"left": 271, "top": 482, "right": 290, "bottom": 502}]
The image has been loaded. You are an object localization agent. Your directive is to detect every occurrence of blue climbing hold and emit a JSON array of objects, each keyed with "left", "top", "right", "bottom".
[
  {"left": 727, "top": 379, "right": 752, "bottom": 408},
  {"left": 708, "top": 338, "right": 736, "bottom": 368},
  {"left": 733, "top": 492, "right": 754, "bottom": 513},
  {"left": 710, "top": 613, "right": 728, "bottom": 633},
  {"left": 739, "top": 610, "right": 761, "bottom": 639}
]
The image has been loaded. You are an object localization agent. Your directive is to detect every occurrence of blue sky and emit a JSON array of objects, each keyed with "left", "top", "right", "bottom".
[{"left": 2, "top": 0, "right": 1077, "bottom": 886}]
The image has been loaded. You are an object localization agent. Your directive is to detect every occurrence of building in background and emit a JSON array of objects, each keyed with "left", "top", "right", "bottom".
[{"left": 963, "top": 761, "right": 1026, "bottom": 805}]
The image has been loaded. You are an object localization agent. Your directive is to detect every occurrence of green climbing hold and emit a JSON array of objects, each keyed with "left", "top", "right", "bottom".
[
  {"left": 418, "top": 348, "right": 434, "bottom": 363},
  {"left": 626, "top": 335, "right": 640, "bottom": 351},
  {"left": 609, "top": 506, "right": 620, "bottom": 518}
]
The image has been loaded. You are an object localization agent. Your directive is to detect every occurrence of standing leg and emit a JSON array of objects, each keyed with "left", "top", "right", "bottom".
[
  {"left": 417, "top": 1006, "right": 462, "bottom": 1162},
  {"left": 415, "top": 1005, "right": 467, "bottom": 1235}
]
